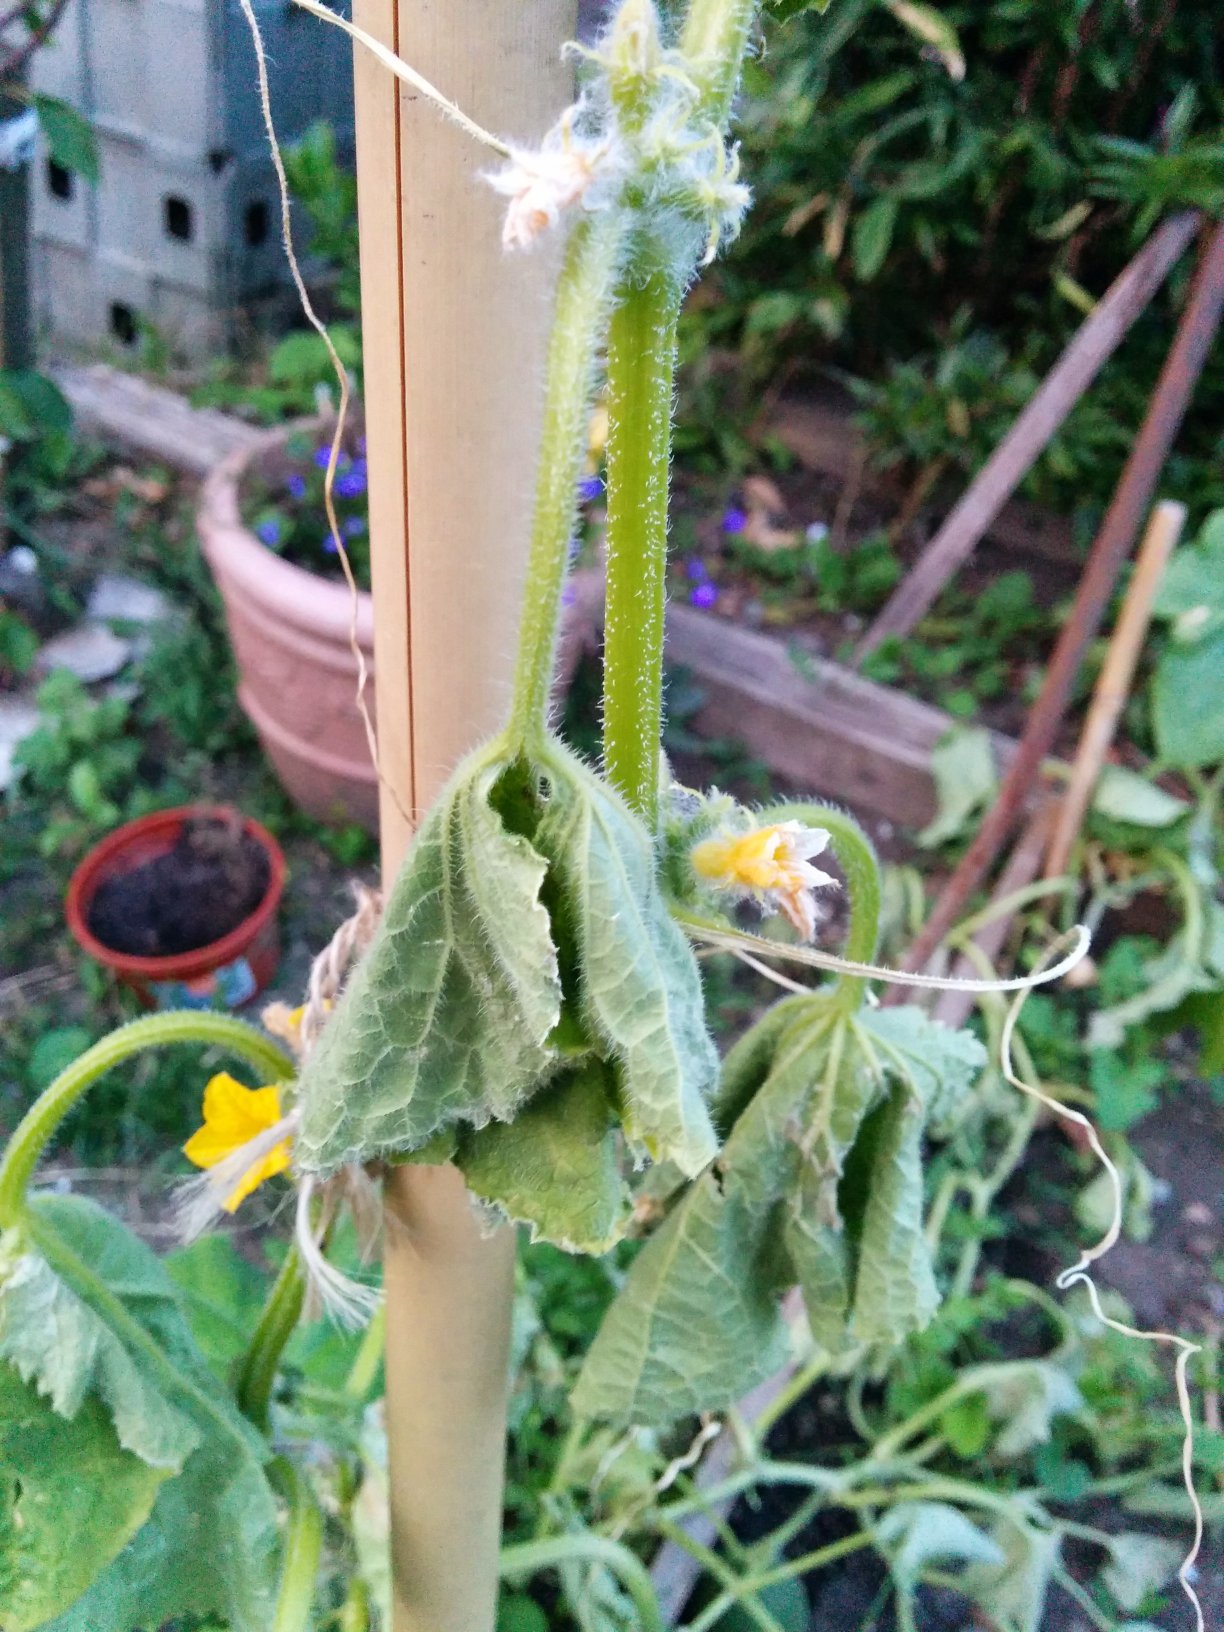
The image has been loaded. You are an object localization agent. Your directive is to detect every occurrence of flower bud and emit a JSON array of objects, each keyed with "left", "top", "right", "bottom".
[{"left": 606, "top": 0, "right": 664, "bottom": 127}]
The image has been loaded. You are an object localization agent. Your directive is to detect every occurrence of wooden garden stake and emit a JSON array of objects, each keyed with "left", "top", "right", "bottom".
[
  {"left": 350, "top": 3, "right": 574, "bottom": 1628},
  {"left": 896, "top": 216, "right": 1224, "bottom": 980},
  {"left": 856, "top": 210, "right": 1200, "bottom": 661},
  {"left": 1043, "top": 499, "right": 1186, "bottom": 880}
]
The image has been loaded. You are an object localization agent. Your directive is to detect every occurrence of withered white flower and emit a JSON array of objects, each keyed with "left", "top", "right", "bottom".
[{"left": 691, "top": 819, "right": 837, "bottom": 941}]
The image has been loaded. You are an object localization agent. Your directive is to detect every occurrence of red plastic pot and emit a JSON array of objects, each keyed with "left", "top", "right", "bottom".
[{"left": 66, "top": 805, "right": 286, "bottom": 1010}]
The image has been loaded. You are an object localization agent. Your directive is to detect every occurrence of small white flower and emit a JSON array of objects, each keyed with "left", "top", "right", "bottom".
[{"left": 487, "top": 135, "right": 604, "bottom": 250}]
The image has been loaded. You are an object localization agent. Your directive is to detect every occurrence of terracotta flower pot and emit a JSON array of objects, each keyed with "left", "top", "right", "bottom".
[
  {"left": 197, "top": 425, "right": 379, "bottom": 829},
  {"left": 66, "top": 805, "right": 285, "bottom": 1009}
]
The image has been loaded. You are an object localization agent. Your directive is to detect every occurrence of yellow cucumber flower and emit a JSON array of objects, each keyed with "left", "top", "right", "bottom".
[
  {"left": 691, "top": 820, "right": 836, "bottom": 942},
  {"left": 183, "top": 1072, "right": 292, "bottom": 1212}
]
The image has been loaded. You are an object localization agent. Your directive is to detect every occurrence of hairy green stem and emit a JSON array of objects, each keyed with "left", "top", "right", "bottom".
[
  {"left": 500, "top": 1534, "right": 665, "bottom": 1632},
  {"left": 601, "top": 270, "right": 681, "bottom": 826},
  {"left": 0, "top": 1012, "right": 294, "bottom": 1228},
  {"left": 270, "top": 1455, "right": 325, "bottom": 1632},
  {"left": 731, "top": 1529, "right": 875, "bottom": 1601},
  {"left": 236, "top": 1246, "right": 307, "bottom": 1431},
  {"left": 654, "top": 1517, "right": 788, "bottom": 1632},
  {"left": 508, "top": 214, "right": 624, "bottom": 745},
  {"left": 344, "top": 1298, "right": 386, "bottom": 1399},
  {"left": 679, "top": 0, "right": 758, "bottom": 123}
]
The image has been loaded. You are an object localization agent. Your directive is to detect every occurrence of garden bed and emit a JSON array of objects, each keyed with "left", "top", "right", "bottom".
[{"left": 7, "top": 376, "right": 1218, "bottom": 1632}]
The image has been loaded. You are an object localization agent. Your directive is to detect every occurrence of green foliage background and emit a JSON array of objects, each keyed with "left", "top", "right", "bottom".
[{"left": 681, "top": 0, "right": 1224, "bottom": 518}]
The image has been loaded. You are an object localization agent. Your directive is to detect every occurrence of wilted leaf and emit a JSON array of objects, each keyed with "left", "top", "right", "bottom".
[
  {"left": 1091, "top": 765, "right": 1189, "bottom": 829},
  {"left": 298, "top": 737, "right": 718, "bottom": 1202},
  {"left": 918, "top": 726, "right": 997, "bottom": 848},
  {"left": 858, "top": 1004, "right": 986, "bottom": 1132},
  {"left": 574, "top": 998, "right": 983, "bottom": 1423},
  {"left": 535, "top": 742, "right": 718, "bottom": 1176},
  {"left": 0, "top": 1363, "right": 168, "bottom": 1632},
  {"left": 975, "top": 1360, "right": 1082, "bottom": 1459},
  {"left": 876, "top": 1500, "right": 1003, "bottom": 1591},
  {"left": 963, "top": 1518, "right": 1060, "bottom": 1632},
  {"left": 296, "top": 747, "right": 563, "bottom": 1172},
  {"left": 569, "top": 1160, "right": 792, "bottom": 1425},
  {"left": 1101, "top": 1532, "right": 1183, "bottom": 1612},
  {"left": 846, "top": 1086, "right": 940, "bottom": 1344},
  {"left": 457, "top": 1064, "right": 630, "bottom": 1252}
]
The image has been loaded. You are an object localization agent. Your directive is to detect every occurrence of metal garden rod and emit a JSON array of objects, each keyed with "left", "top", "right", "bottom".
[
  {"left": 897, "top": 216, "right": 1224, "bottom": 980},
  {"left": 349, "top": 3, "right": 574, "bottom": 1628}
]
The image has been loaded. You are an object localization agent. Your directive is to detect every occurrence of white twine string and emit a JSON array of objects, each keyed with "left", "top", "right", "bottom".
[
  {"left": 687, "top": 916, "right": 1092, "bottom": 994},
  {"left": 997, "top": 968, "right": 1205, "bottom": 1632},
  {"left": 235, "top": 0, "right": 412, "bottom": 827},
  {"left": 290, "top": 0, "right": 510, "bottom": 156}
]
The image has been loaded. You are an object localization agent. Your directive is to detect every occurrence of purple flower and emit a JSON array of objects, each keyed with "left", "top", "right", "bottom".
[
  {"left": 721, "top": 506, "right": 747, "bottom": 535},
  {"left": 577, "top": 475, "right": 604, "bottom": 503},
  {"left": 690, "top": 582, "right": 719, "bottom": 609},
  {"left": 322, "top": 534, "right": 340, "bottom": 555},
  {"left": 335, "top": 470, "right": 368, "bottom": 499},
  {"left": 313, "top": 445, "right": 333, "bottom": 470},
  {"left": 286, "top": 473, "right": 307, "bottom": 500},
  {"left": 686, "top": 557, "right": 710, "bottom": 582},
  {"left": 256, "top": 519, "right": 281, "bottom": 547},
  {"left": 343, "top": 515, "right": 367, "bottom": 538},
  {"left": 562, "top": 583, "right": 577, "bottom": 607}
]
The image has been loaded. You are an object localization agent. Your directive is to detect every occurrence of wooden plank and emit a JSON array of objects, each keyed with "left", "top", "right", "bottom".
[
  {"left": 53, "top": 362, "right": 264, "bottom": 475},
  {"left": 665, "top": 604, "right": 1017, "bottom": 828}
]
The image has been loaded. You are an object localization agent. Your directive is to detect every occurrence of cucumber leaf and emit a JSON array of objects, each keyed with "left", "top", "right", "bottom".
[
  {"left": 296, "top": 737, "right": 718, "bottom": 1229},
  {"left": 456, "top": 1063, "right": 630, "bottom": 1252},
  {"left": 0, "top": 1196, "right": 206, "bottom": 1470},
  {"left": 0, "top": 1364, "right": 168, "bottom": 1632},
  {"left": 575, "top": 1001, "right": 985, "bottom": 1425},
  {"left": 296, "top": 746, "right": 563, "bottom": 1172},
  {"left": 535, "top": 742, "right": 719, "bottom": 1176},
  {"left": 0, "top": 1195, "right": 278, "bottom": 1632}
]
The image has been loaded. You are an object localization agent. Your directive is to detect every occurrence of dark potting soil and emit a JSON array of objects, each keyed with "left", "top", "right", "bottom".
[{"left": 87, "top": 816, "right": 270, "bottom": 958}]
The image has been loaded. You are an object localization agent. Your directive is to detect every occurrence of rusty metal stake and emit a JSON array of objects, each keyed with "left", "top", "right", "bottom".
[{"left": 897, "top": 216, "right": 1224, "bottom": 981}]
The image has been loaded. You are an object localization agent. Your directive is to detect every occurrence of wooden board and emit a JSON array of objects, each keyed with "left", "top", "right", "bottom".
[{"left": 665, "top": 603, "right": 1017, "bottom": 828}]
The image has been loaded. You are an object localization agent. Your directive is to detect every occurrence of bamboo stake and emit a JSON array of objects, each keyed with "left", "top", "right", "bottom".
[
  {"left": 350, "top": 4, "right": 574, "bottom": 1629},
  {"left": 1043, "top": 499, "right": 1186, "bottom": 880},
  {"left": 855, "top": 210, "right": 1200, "bottom": 661}
]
